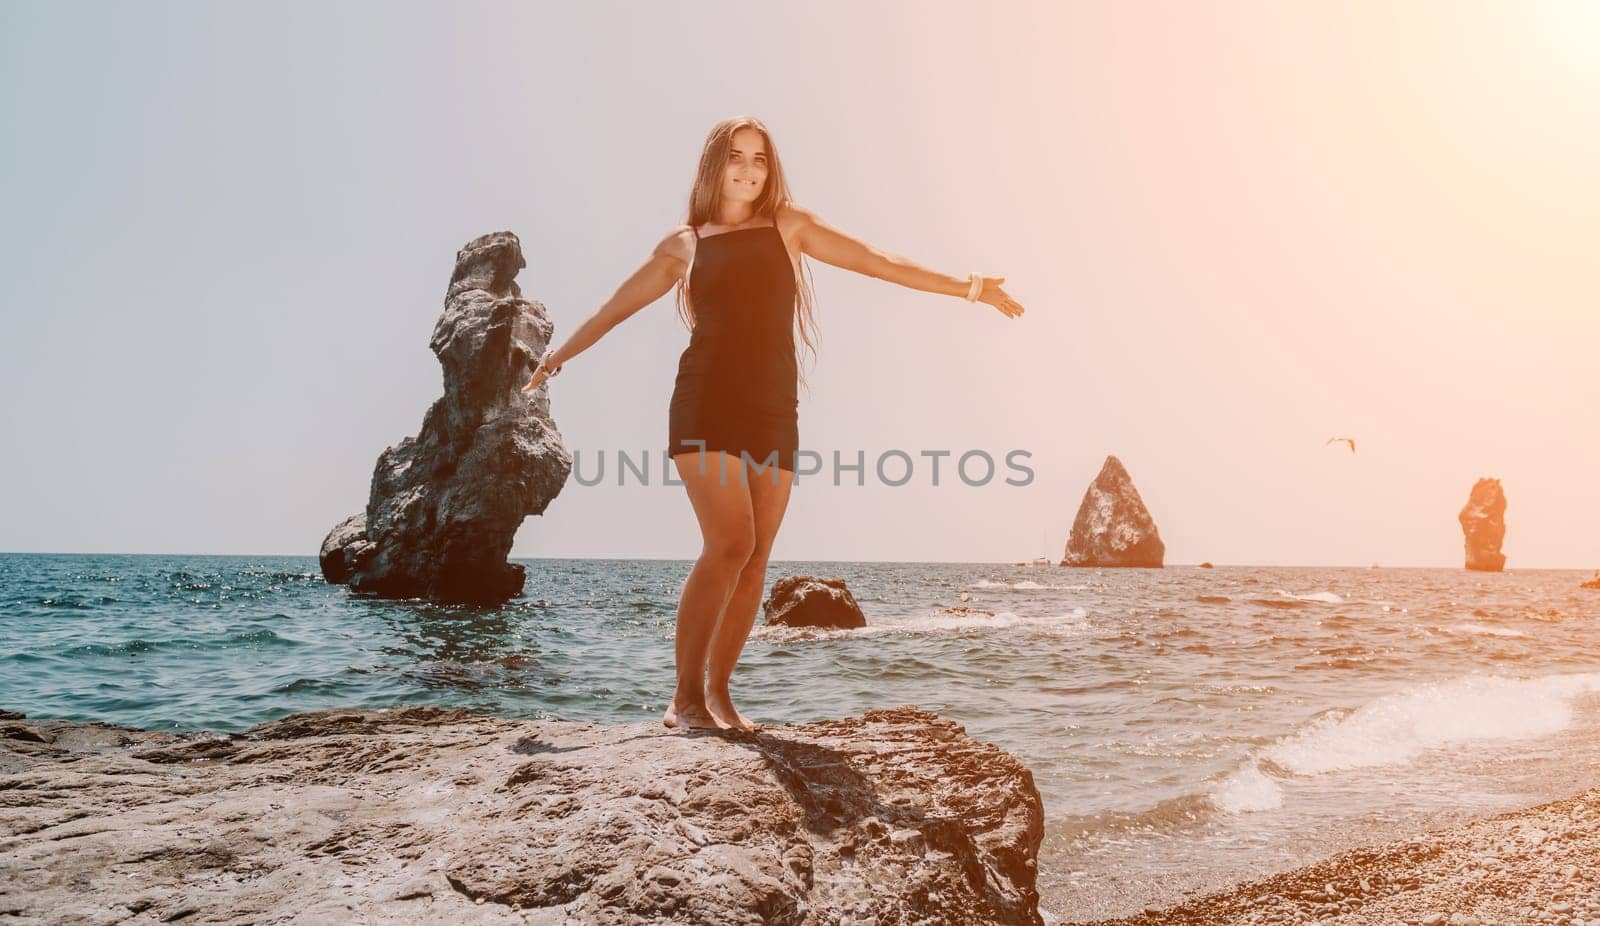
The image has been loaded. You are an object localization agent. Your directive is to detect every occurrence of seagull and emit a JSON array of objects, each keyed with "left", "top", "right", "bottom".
[{"left": 1325, "top": 437, "right": 1356, "bottom": 454}]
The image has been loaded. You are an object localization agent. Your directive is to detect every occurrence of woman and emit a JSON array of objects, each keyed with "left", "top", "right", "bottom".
[{"left": 522, "top": 116, "right": 1025, "bottom": 732}]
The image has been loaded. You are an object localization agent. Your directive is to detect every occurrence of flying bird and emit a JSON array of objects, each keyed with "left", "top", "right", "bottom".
[{"left": 1325, "top": 437, "right": 1356, "bottom": 454}]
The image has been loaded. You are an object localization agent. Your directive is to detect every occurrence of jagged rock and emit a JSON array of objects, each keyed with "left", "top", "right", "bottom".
[
  {"left": 320, "top": 231, "right": 572, "bottom": 604},
  {"left": 318, "top": 512, "right": 374, "bottom": 584},
  {"left": 763, "top": 576, "right": 868, "bottom": 629},
  {"left": 939, "top": 605, "right": 997, "bottom": 618},
  {"left": 1459, "top": 478, "right": 1507, "bottom": 572},
  {"left": 1062, "top": 456, "right": 1165, "bottom": 568},
  {"left": 0, "top": 706, "right": 1045, "bottom": 925},
  {"left": 1581, "top": 572, "right": 1600, "bottom": 590}
]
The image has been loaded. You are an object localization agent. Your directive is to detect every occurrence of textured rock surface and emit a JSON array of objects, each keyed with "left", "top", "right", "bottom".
[
  {"left": 763, "top": 576, "right": 869, "bottom": 629},
  {"left": 320, "top": 231, "right": 572, "bottom": 604},
  {"left": 1061, "top": 456, "right": 1165, "bottom": 568},
  {"left": 1582, "top": 572, "right": 1600, "bottom": 590},
  {"left": 1081, "top": 787, "right": 1600, "bottom": 926},
  {"left": 1458, "top": 478, "right": 1507, "bottom": 572},
  {"left": 0, "top": 706, "right": 1043, "bottom": 925}
]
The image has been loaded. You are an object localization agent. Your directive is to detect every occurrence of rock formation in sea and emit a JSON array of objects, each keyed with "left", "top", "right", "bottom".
[
  {"left": 1458, "top": 477, "right": 1507, "bottom": 572},
  {"left": 1198, "top": 562, "right": 1214, "bottom": 569},
  {"left": 763, "top": 576, "right": 869, "bottom": 629},
  {"left": 939, "top": 605, "right": 997, "bottom": 618},
  {"left": 319, "top": 231, "right": 571, "bottom": 605},
  {"left": 1581, "top": 572, "right": 1600, "bottom": 590},
  {"left": 1061, "top": 455, "right": 1165, "bottom": 568},
  {"left": 0, "top": 706, "right": 1045, "bottom": 925}
]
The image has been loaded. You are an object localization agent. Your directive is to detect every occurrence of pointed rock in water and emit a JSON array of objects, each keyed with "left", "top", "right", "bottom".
[
  {"left": 319, "top": 231, "right": 572, "bottom": 604},
  {"left": 1061, "top": 455, "right": 1165, "bottom": 567},
  {"left": 763, "top": 575, "right": 868, "bottom": 628},
  {"left": 1580, "top": 572, "right": 1600, "bottom": 590},
  {"left": 1458, "top": 477, "right": 1507, "bottom": 572},
  {"left": 0, "top": 705, "right": 1046, "bottom": 925}
]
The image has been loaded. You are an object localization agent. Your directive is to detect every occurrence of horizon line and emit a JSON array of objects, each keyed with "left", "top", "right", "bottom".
[{"left": 0, "top": 550, "right": 1594, "bottom": 572}]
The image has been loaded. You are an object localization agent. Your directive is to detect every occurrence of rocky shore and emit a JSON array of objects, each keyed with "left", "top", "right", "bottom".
[
  {"left": 0, "top": 705, "right": 1044, "bottom": 925},
  {"left": 1075, "top": 787, "right": 1600, "bottom": 926}
]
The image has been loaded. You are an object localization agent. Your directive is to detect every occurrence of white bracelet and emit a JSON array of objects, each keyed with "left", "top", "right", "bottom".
[
  {"left": 541, "top": 348, "right": 563, "bottom": 377},
  {"left": 965, "top": 272, "right": 983, "bottom": 302}
]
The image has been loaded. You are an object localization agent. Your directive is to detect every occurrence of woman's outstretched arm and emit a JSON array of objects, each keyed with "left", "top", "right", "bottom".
[
  {"left": 522, "top": 227, "right": 693, "bottom": 392},
  {"left": 783, "top": 203, "right": 1025, "bottom": 319}
]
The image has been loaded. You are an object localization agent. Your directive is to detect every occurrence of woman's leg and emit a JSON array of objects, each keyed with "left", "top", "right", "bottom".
[
  {"left": 705, "top": 460, "right": 794, "bottom": 731},
  {"left": 663, "top": 450, "right": 755, "bottom": 730}
]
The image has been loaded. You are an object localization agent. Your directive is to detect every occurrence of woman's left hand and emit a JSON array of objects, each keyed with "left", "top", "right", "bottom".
[{"left": 978, "top": 276, "right": 1025, "bottom": 319}]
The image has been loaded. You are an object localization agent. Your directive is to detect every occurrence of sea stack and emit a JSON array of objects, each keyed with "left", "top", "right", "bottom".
[
  {"left": 1458, "top": 477, "right": 1507, "bottom": 572},
  {"left": 1061, "top": 455, "right": 1165, "bottom": 568},
  {"left": 319, "top": 231, "right": 572, "bottom": 605}
]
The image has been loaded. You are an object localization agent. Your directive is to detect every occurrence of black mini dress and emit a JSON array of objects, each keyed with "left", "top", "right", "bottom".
[{"left": 667, "top": 222, "right": 800, "bottom": 473}]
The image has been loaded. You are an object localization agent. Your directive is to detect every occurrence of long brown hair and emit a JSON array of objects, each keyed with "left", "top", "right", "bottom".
[{"left": 673, "top": 116, "right": 819, "bottom": 393}]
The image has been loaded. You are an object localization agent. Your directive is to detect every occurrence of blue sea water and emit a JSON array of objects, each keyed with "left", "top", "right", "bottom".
[{"left": 3, "top": 553, "right": 1598, "bottom": 921}]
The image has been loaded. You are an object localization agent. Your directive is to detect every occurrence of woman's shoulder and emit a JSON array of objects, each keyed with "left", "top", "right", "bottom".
[
  {"left": 651, "top": 224, "right": 698, "bottom": 269},
  {"left": 775, "top": 201, "right": 817, "bottom": 231}
]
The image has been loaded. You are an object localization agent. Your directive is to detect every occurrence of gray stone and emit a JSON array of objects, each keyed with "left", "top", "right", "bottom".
[{"left": 319, "top": 231, "right": 571, "bottom": 604}]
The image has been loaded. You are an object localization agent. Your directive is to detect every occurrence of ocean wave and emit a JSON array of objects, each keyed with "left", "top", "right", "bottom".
[
  {"left": 971, "top": 579, "right": 1089, "bottom": 591},
  {"left": 37, "top": 594, "right": 116, "bottom": 609},
  {"left": 753, "top": 607, "right": 1090, "bottom": 641},
  {"left": 56, "top": 627, "right": 303, "bottom": 659},
  {"left": 1273, "top": 589, "right": 1344, "bottom": 604},
  {"left": 1051, "top": 791, "right": 1216, "bottom": 841},
  {"left": 1441, "top": 623, "right": 1526, "bottom": 638},
  {"left": 1209, "top": 671, "right": 1600, "bottom": 813}
]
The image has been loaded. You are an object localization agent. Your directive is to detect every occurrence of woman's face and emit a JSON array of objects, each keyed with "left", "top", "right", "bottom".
[{"left": 719, "top": 127, "right": 769, "bottom": 207}]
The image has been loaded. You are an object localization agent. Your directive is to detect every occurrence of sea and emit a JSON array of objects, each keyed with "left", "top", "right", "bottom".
[{"left": 3, "top": 553, "right": 1598, "bottom": 922}]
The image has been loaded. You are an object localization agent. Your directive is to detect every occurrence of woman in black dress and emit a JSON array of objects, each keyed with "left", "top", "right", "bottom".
[{"left": 523, "top": 117, "right": 1026, "bottom": 731}]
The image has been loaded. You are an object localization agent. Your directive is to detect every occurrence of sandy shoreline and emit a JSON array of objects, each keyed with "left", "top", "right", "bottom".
[{"left": 1065, "top": 786, "right": 1600, "bottom": 926}]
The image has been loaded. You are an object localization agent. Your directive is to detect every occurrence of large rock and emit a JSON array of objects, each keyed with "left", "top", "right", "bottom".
[
  {"left": 1458, "top": 477, "right": 1507, "bottom": 572},
  {"left": 1061, "top": 455, "right": 1165, "bottom": 567},
  {"left": 1580, "top": 572, "right": 1599, "bottom": 590},
  {"left": 320, "top": 231, "right": 572, "bottom": 604},
  {"left": 763, "top": 576, "right": 868, "bottom": 629},
  {"left": 0, "top": 706, "right": 1045, "bottom": 925}
]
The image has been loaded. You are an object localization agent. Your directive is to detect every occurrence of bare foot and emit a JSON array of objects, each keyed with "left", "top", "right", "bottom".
[
  {"left": 706, "top": 691, "right": 757, "bottom": 732},
  {"left": 666, "top": 700, "right": 725, "bottom": 731}
]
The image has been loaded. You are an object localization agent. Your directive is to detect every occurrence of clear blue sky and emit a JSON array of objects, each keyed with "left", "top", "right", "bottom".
[{"left": 3, "top": 1, "right": 1596, "bottom": 567}]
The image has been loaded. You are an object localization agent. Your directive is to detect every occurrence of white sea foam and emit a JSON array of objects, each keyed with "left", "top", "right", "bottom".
[
  {"left": 1209, "top": 672, "right": 1600, "bottom": 814},
  {"left": 1442, "top": 623, "right": 1526, "bottom": 638},
  {"left": 1274, "top": 589, "right": 1344, "bottom": 604},
  {"left": 1211, "top": 761, "right": 1284, "bottom": 813},
  {"left": 753, "top": 607, "right": 1090, "bottom": 641},
  {"left": 971, "top": 579, "right": 1090, "bottom": 591}
]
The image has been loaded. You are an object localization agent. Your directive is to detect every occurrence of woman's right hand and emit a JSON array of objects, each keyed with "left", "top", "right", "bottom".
[{"left": 521, "top": 349, "right": 563, "bottom": 394}]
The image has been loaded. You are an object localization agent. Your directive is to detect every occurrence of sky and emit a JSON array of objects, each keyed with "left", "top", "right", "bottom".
[{"left": 1, "top": 1, "right": 1596, "bottom": 567}]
